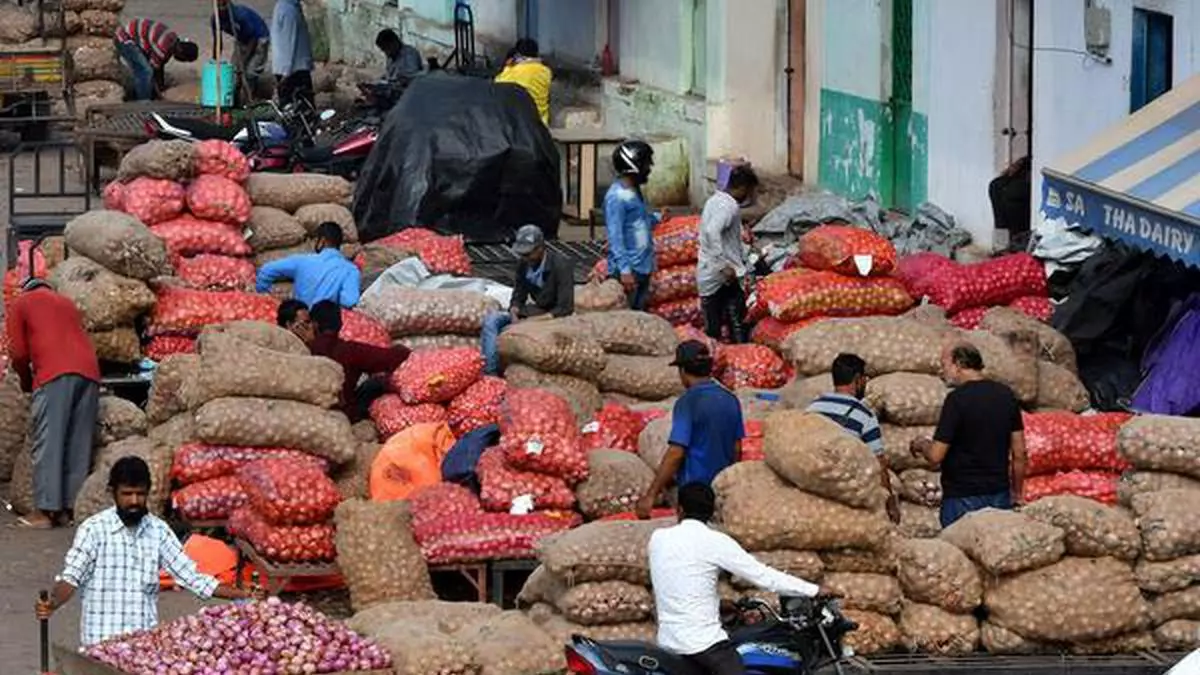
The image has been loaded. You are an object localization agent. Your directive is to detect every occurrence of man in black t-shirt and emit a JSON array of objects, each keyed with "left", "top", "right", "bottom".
[{"left": 912, "top": 343, "right": 1027, "bottom": 528}]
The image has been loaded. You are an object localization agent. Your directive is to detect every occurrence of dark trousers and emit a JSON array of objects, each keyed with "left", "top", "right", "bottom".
[
  {"left": 685, "top": 640, "right": 745, "bottom": 675},
  {"left": 31, "top": 375, "right": 99, "bottom": 512},
  {"left": 989, "top": 173, "right": 1031, "bottom": 233},
  {"left": 351, "top": 375, "right": 389, "bottom": 423},
  {"left": 939, "top": 490, "right": 1012, "bottom": 528},
  {"left": 702, "top": 282, "right": 748, "bottom": 343},
  {"left": 276, "top": 70, "right": 314, "bottom": 107},
  {"left": 614, "top": 273, "right": 652, "bottom": 311}
]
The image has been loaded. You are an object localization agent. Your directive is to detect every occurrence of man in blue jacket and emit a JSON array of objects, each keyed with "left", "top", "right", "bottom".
[
  {"left": 213, "top": 0, "right": 270, "bottom": 101},
  {"left": 256, "top": 222, "right": 360, "bottom": 308},
  {"left": 604, "top": 139, "right": 658, "bottom": 310}
]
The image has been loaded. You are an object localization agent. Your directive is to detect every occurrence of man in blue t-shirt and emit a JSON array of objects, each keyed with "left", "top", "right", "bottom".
[
  {"left": 212, "top": 0, "right": 270, "bottom": 101},
  {"left": 636, "top": 340, "right": 744, "bottom": 519}
]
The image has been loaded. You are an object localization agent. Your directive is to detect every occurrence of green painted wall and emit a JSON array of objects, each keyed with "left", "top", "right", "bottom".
[{"left": 817, "top": 88, "right": 890, "bottom": 201}]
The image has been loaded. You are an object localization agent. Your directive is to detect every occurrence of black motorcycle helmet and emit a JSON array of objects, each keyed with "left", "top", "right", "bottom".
[{"left": 612, "top": 139, "right": 654, "bottom": 186}]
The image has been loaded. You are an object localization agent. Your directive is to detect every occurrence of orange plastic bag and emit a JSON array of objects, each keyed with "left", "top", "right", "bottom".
[
  {"left": 159, "top": 534, "right": 245, "bottom": 590},
  {"left": 368, "top": 421, "right": 456, "bottom": 502}
]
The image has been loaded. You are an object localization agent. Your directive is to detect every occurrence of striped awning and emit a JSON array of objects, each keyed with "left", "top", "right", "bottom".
[{"left": 1041, "top": 75, "right": 1200, "bottom": 268}]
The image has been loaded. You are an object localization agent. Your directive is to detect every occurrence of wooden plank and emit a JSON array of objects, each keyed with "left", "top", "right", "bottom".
[
  {"left": 579, "top": 143, "right": 598, "bottom": 217},
  {"left": 787, "top": 0, "right": 806, "bottom": 177}
]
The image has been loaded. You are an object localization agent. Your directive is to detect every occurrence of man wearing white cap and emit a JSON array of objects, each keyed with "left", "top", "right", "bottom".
[{"left": 480, "top": 225, "right": 575, "bottom": 374}]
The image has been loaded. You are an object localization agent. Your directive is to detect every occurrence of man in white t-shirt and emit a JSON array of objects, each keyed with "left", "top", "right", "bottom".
[
  {"left": 696, "top": 166, "right": 758, "bottom": 343},
  {"left": 648, "top": 482, "right": 828, "bottom": 675}
]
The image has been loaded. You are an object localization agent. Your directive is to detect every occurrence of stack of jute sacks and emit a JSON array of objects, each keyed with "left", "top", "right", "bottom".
[
  {"left": 496, "top": 315, "right": 610, "bottom": 421},
  {"left": 357, "top": 286, "right": 498, "bottom": 354}
]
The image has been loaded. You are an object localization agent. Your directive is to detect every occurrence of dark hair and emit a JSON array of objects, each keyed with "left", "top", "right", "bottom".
[
  {"left": 950, "top": 344, "right": 985, "bottom": 371},
  {"left": 678, "top": 482, "right": 716, "bottom": 523},
  {"left": 514, "top": 38, "right": 539, "bottom": 58},
  {"left": 315, "top": 222, "right": 345, "bottom": 247},
  {"left": 831, "top": 353, "right": 867, "bottom": 386},
  {"left": 310, "top": 300, "right": 343, "bottom": 334},
  {"left": 108, "top": 456, "right": 152, "bottom": 491},
  {"left": 277, "top": 299, "right": 308, "bottom": 327},
  {"left": 727, "top": 165, "right": 759, "bottom": 191},
  {"left": 376, "top": 29, "right": 401, "bottom": 50},
  {"left": 174, "top": 40, "right": 199, "bottom": 63}
]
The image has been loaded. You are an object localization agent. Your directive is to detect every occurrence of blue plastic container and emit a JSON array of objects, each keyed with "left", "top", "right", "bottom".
[{"left": 200, "top": 60, "right": 235, "bottom": 107}]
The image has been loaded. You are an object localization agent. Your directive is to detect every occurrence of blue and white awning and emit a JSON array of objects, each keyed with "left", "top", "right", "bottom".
[{"left": 1041, "top": 76, "right": 1200, "bottom": 268}]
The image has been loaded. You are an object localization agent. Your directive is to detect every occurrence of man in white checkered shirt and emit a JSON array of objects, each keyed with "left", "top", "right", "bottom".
[{"left": 36, "top": 456, "right": 262, "bottom": 646}]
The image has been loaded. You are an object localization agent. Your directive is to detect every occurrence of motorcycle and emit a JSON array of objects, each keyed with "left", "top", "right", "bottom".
[{"left": 564, "top": 595, "right": 858, "bottom": 675}]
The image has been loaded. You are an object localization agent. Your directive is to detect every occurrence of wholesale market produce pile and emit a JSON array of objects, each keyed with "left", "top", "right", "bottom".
[{"left": 6, "top": 138, "right": 1200, "bottom": 672}]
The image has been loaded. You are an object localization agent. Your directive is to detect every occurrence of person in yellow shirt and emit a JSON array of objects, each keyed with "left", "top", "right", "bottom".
[{"left": 495, "top": 38, "right": 551, "bottom": 125}]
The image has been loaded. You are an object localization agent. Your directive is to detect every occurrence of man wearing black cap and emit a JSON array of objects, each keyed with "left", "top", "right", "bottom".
[
  {"left": 636, "top": 340, "right": 744, "bottom": 519},
  {"left": 480, "top": 224, "right": 575, "bottom": 375}
]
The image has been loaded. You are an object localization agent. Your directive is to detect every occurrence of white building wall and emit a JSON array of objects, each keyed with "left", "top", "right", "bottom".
[{"left": 616, "top": 0, "right": 689, "bottom": 94}]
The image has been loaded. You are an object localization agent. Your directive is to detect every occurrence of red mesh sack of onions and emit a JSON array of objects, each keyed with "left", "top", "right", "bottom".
[
  {"left": 924, "top": 252, "right": 1047, "bottom": 314},
  {"left": 172, "top": 475, "right": 248, "bottom": 521},
  {"left": 145, "top": 335, "right": 196, "bottom": 361},
  {"left": 580, "top": 401, "right": 646, "bottom": 453},
  {"left": 115, "top": 177, "right": 186, "bottom": 225},
  {"left": 716, "top": 344, "right": 789, "bottom": 389},
  {"left": 1023, "top": 412, "right": 1132, "bottom": 476},
  {"left": 340, "top": 309, "right": 391, "bottom": 348},
  {"left": 410, "top": 483, "right": 483, "bottom": 536},
  {"left": 649, "top": 264, "right": 698, "bottom": 305},
  {"left": 1023, "top": 471, "right": 1120, "bottom": 505},
  {"left": 237, "top": 457, "right": 342, "bottom": 526},
  {"left": 447, "top": 376, "right": 508, "bottom": 437},
  {"left": 762, "top": 270, "right": 914, "bottom": 322},
  {"left": 186, "top": 174, "right": 253, "bottom": 225},
  {"left": 650, "top": 297, "right": 703, "bottom": 328},
  {"left": 675, "top": 324, "right": 719, "bottom": 354},
  {"left": 368, "top": 394, "right": 447, "bottom": 439},
  {"left": 797, "top": 225, "right": 897, "bottom": 277},
  {"left": 418, "top": 511, "right": 580, "bottom": 564},
  {"left": 234, "top": 507, "right": 336, "bottom": 563},
  {"left": 895, "top": 252, "right": 960, "bottom": 299},
  {"left": 193, "top": 139, "right": 250, "bottom": 183},
  {"left": 84, "top": 598, "right": 392, "bottom": 673},
  {"left": 102, "top": 181, "right": 124, "bottom": 210},
  {"left": 1009, "top": 295, "right": 1054, "bottom": 323},
  {"left": 389, "top": 346, "right": 483, "bottom": 404},
  {"left": 741, "top": 419, "right": 765, "bottom": 461},
  {"left": 655, "top": 216, "right": 700, "bottom": 267},
  {"left": 150, "top": 215, "right": 252, "bottom": 258},
  {"left": 477, "top": 448, "right": 576, "bottom": 512},
  {"left": 147, "top": 286, "right": 278, "bottom": 336},
  {"left": 375, "top": 228, "right": 472, "bottom": 276},
  {"left": 948, "top": 306, "right": 989, "bottom": 330},
  {"left": 751, "top": 316, "right": 825, "bottom": 352},
  {"left": 175, "top": 254, "right": 255, "bottom": 292},
  {"left": 499, "top": 388, "right": 587, "bottom": 482},
  {"left": 172, "top": 443, "right": 328, "bottom": 486}
]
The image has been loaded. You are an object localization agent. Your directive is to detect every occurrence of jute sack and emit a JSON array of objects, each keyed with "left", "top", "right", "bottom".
[
  {"left": 1118, "top": 471, "right": 1200, "bottom": 507},
  {"left": 147, "top": 412, "right": 196, "bottom": 453},
  {"left": 95, "top": 396, "right": 147, "bottom": 446},
  {"left": 333, "top": 441, "right": 381, "bottom": 500},
  {"left": 842, "top": 610, "right": 901, "bottom": 655},
  {"left": 897, "top": 469, "right": 941, "bottom": 507},
  {"left": 1021, "top": 495, "right": 1141, "bottom": 561},
  {"left": 762, "top": 411, "right": 886, "bottom": 509},
  {"left": 564, "top": 311, "right": 676, "bottom": 357},
  {"left": 779, "top": 373, "right": 832, "bottom": 410},
  {"left": 1069, "top": 631, "right": 1156, "bottom": 655},
  {"left": 895, "top": 538, "right": 981, "bottom": 614},
  {"left": 517, "top": 566, "right": 567, "bottom": 607},
  {"left": 244, "top": 172, "right": 353, "bottom": 211},
  {"left": 820, "top": 546, "right": 897, "bottom": 575},
  {"left": 540, "top": 519, "right": 673, "bottom": 585},
  {"left": 939, "top": 508, "right": 1065, "bottom": 576},
  {"left": 458, "top": 610, "right": 566, "bottom": 675},
  {"left": 1131, "top": 489, "right": 1200, "bottom": 561},
  {"left": 90, "top": 327, "right": 141, "bottom": 363},
  {"left": 596, "top": 354, "right": 683, "bottom": 401},
  {"left": 899, "top": 603, "right": 979, "bottom": 655},
  {"left": 504, "top": 365, "right": 602, "bottom": 422},
  {"left": 574, "top": 450, "right": 655, "bottom": 520},
  {"left": 358, "top": 286, "right": 499, "bottom": 337},
  {"left": 730, "top": 550, "right": 824, "bottom": 589},
  {"left": 7, "top": 435, "right": 33, "bottom": 514},
  {"left": 116, "top": 140, "right": 195, "bottom": 182},
  {"left": 195, "top": 330, "right": 343, "bottom": 409},
  {"left": 1035, "top": 361, "right": 1090, "bottom": 412},
  {"left": 65, "top": 210, "right": 171, "bottom": 280},
  {"left": 1155, "top": 620, "right": 1200, "bottom": 650},
  {"left": 899, "top": 502, "right": 941, "bottom": 539},
  {"left": 397, "top": 334, "right": 481, "bottom": 351},
  {"left": 980, "top": 306, "right": 1076, "bottom": 373},
  {"left": 334, "top": 499, "right": 434, "bottom": 611},
  {"left": 0, "top": 5, "right": 37, "bottom": 43},
  {"left": 528, "top": 603, "right": 657, "bottom": 645},
  {"left": 864, "top": 373, "right": 947, "bottom": 426},
  {"left": 0, "top": 374, "right": 28, "bottom": 482},
  {"left": 1149, "top": 585, "right": 1200, "bottom": 625},
  {"left": 961, "top": 330, "right": 1039, "bottom": 404},
  {"left": 348, "top": 599, "right": 500, "bottom": 637},
  {"left": 370, "top": 623, "right": 475, "bottom": 675},
  {"left": 637, "top": 415, "right": 673, "bottom": 471},
  {"left": 554, "top": 581, "right": 654, "bottom": 626},
  {"left": 72, "top": 43, "right": 122, "bottom": 83},
  {"left": 253, "top": 242, "right": 310, "bottom": 268},
  {"left": 194, "top": 397, "right": 356, "bottom": 463},
  {"left": 574, "top": 280, "right": 627, "bottom": 314},
  {"left": 245, "top": 206, "right": 307, "bottom": 252},
  {"left": 714, "top": 461, "right": 891, "bottom": 552},
  {"left": 201, "top": 320, "right": 309, "bottom": 355},
  {"left": 882, "top": 425, "right": 935, "bottom": 472},
  {"left": 50, "top": 257, "right": 156, "bottom": 331},
  {"left": 1136, "top": 555, "right": 1200, "bottom": 594},
  {"left": 822, "top": 572, "right": 902, "bottom": 615},
  {"left": 1119, "top": 415, "right": 1200, "bottom": 479},
  {"left": 294, "top": 203, "right": 358, "bottom": 242},
  {"left": 782, "top": 318, "right": 943, "bottom": 377},
  {"left": 498, "top": 319, "right": 608, "bottom": 381},
  {"left": 984, "top": 556, "right": 1150, "bottom": 643},
  {"left": 146, "top": 354, "right": 200, "bottom": 424}
]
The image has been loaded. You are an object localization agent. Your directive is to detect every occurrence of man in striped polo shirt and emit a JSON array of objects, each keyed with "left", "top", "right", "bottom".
[
  {"left": 115, "top": 19, "right": 199, "bottom": 101},
  {"left": 807, "top": 353, "right": 900, "bottom": 523}
]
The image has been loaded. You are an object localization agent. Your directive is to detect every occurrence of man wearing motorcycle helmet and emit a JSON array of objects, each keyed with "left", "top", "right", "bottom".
[{"left": 603, "top": 139, "right": 659, "bottom": 310}]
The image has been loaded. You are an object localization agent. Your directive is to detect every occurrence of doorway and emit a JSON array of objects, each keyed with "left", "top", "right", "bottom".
[
  {"left": 787, "top": 0, "right": 805, "bottom": 177},
  {"left": 887, "top": 0, "right": 914, "bottom": 211},
  {"left": 999, "top": 0, "right": 1033, "bottom": 167},
  {"left": 1131, "top": 7, "right": 1173, "bottom": 113}
]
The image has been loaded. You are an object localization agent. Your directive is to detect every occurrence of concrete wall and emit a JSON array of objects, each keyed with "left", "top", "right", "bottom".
[
  {"left": 533, "top": 0, "right": 601, "bottom": 66},
  {"left": 615, "top": 0, "right": 690, "bottom": 94}
]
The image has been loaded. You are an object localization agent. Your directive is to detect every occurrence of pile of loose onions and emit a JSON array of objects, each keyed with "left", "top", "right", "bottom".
[{"left": 85, "top": 597, "right": 391, "bottom": 674}]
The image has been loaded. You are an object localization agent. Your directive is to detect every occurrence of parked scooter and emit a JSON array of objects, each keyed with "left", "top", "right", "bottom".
[{"left": 564, "top": 595, "right": 857, "bottom": 675}]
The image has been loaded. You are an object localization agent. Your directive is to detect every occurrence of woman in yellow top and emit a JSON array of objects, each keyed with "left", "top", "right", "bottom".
[{"left": 495, "top": 38, "right": 552, "bottom": 125}]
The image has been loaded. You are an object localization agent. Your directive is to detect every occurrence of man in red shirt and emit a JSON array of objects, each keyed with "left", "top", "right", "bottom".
[
  {"left": 6, "top": 279, "right": 101, "bottom": 529},
  {"left": 114, "top": 18, "right": 199, "bottom": 100}
]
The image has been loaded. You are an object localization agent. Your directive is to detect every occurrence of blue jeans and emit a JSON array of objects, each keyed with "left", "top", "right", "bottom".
[
  {"left": 481, "top": 310, "right": 513, "bottom": 375},
  {"left": 939, "top": 490, "right": 1012, "bottom": 529},
  {"left": 117, "top": 41, "right": 154, "bottom": 101}
]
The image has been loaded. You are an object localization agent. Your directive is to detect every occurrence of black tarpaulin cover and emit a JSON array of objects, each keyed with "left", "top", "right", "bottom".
[{"left": 352, "top": 74, "right": 562, "bottom": 243}]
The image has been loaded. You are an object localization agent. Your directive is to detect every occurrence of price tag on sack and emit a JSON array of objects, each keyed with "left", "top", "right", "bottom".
[
  {"left": 581, "top": 421, "right": 600, "bottom": 435},
  {"left": 510, "top": 494, "right": 535, "bottom": 515},
  {"left": 853, "top": 254, "right": 874, "bottom": 277},
  {"left": 525, "top": 439, "right": 545, "bottom": 456}
]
